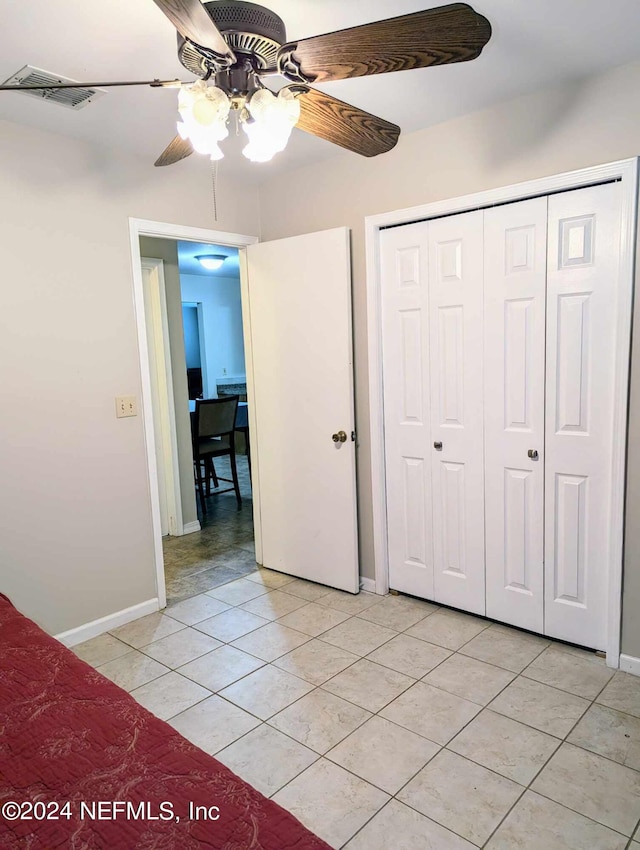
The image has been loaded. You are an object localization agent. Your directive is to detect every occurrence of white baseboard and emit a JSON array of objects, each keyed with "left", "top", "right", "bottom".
[
  {"left": 620, "top": 653, "right": 640, "bottom": 677},
  {"left": 360, "top": 577, "right": 377, "bottom": 594},
  {"left": 54, "top": 598, "right": 160, "bottom": 648},
  {"left": 182, "top": 521, "right": 201, "bottom": 535}
]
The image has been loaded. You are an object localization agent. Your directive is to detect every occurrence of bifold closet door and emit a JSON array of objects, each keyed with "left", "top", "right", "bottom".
[
  {"left": 484, "top": 197, "right": 547, "bottom": 632},
  {"left": 428, "top": 211, "right": 485, "bottom": 615},
  {"left": 380, "top": 222, "right": 434, "bottom": 598},
  {"left": 380, "top": 211, "right": 485, "bottom": 611},
  {"left": 544, "top": 182, "right": 622, "bottom": 649}
]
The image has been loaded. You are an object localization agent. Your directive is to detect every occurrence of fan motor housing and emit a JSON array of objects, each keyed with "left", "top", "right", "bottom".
[{"left": 177, "top": 1, "right": 287, "bottom": 76}]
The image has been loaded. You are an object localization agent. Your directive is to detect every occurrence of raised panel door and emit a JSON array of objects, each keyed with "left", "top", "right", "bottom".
[
  {"left": 544, "top": 182, "right": 622, "bottom": 648},
  {"left": 246, "top": 229, "right": 359, "bottom": 591},
  {"left": 380, "top": 222, "right": 434, "bottom": 598},
  {"left": 428, "top": 211, "right": 485, "bottom": 614},
  {"left": 484, "top": 197, "right": 547, "bottom": 631}
]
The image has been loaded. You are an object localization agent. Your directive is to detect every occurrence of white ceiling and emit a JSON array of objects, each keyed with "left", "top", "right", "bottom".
[{"left": 2, "top": 0, "right": 640, "bottom": 181}]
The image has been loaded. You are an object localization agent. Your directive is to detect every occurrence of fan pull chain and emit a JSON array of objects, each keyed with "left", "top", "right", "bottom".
[{"left": 210, "top": 159, "right": 219, "bottom": 222}]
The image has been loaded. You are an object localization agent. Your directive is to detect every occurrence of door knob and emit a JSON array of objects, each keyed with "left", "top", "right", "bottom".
[
  {"left": 332, "top": 431, "right": 347, "bottom": 443},
  {"left": 434, "top": 441, "right": 443, "bottom": 451},
  {"left": 528, "top": 449, "right": 539, "bottom": 460}
]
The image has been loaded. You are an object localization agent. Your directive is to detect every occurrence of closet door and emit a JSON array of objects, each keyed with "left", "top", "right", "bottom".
[
  {"left": 428, "top": 211, "right": 485, "bottom": 614},
  {"left": 544, "top": 182, "right": 622, "bottom": 649},
  {"left": 380, "top": 222, "right": 434, "bottom": 598},
  {"left": 484, "top": 197, "right": 547, "bottom": 632}
]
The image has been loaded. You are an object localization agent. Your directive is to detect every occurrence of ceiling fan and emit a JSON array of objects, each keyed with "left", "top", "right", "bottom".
[{"left": 0, "top": 1, "right": 491, "bottom": 165}]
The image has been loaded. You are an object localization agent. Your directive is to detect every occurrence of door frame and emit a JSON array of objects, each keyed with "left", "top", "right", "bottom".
[
  {"left": 129, "top": 218, "right": 259, "bottom": 610},
  {"left": 365, "top": 158, "right": 639, "bottom": 667}
]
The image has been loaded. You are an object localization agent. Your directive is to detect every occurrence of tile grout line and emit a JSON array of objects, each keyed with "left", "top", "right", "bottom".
[
  {"left": 213, "top": 722, "right": 324, "bottom": 799},
  {"left": 476, "top": 664, "right": 636, "bottom": 847},
  {"left": 235, "top": 618, "right": 581, "bottom": 846},
  {"left": 108, "top": 598, "right": 639, "bottom": 770},
  {"left": 519, "top": 784, "right": 634, "bottom": 844},
  {"left": 364, "top": 627, "right": 633, "bottom": 846},
  {"left": 374, "top": 657, "right": 537, "bottom": 848},
  {"left": 108, "top": 597, "right": 637, "bottom": 772},
  {"left": 94, "top": 563, "right": 639, "bottom": 848},
  {"left": 229, "top": 604, "right": 447, "bottom": 720},
  {"left": 336, "top": 798, "right": 396, "bottom": 850},
  {"left": 169, "top": 602, "right": 442, "bottom": 811}
]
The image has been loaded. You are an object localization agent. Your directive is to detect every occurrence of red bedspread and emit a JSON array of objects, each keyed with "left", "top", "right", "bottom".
[{"left": 0, "top": 595, "right": 330, "bottom": 850}]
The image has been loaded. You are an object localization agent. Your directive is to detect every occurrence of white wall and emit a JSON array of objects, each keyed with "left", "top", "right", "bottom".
[
  {"left": 5, "top": 58, "right": 640, "bottom": 660},
  {"left": 180, "top": 273, "right": 245, "bottom": 398},
  {"left": 0, "top": 117, "right": 259, "bottom": 636},
  {"left": 257, "top": 59, "right": 640, "bottom": 658}
]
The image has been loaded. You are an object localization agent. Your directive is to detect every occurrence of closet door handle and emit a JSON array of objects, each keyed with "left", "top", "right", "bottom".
[
  {"left": 528, "top": 449, "right": 539, "bottom": 460},
  {"left": 434, "top": 441, "right": 443, "bottom": 451}
]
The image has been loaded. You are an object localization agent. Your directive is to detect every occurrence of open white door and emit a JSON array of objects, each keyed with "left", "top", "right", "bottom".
[{"left": 245, "top": 228, "right": 359, "bottom": 593}]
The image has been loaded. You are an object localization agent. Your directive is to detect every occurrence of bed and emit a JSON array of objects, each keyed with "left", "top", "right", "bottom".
[{"left": 0, "top": 594, "right": 330, "bottom": 849}]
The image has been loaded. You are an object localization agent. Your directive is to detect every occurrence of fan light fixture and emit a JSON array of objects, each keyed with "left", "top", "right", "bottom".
[
  {"left": 177, "top": 80, "right": 300, "bottom": 163},
  {"left": 196, "top": 253, "right": 227, "bottom": 270},
  {"left": 0, "top": 4, "right": 492, "bottom": 168}
]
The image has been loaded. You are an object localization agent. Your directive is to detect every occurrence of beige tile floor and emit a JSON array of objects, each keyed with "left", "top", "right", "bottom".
[{"left": 74, "top": 567, "right": 640, "bottom": 850}]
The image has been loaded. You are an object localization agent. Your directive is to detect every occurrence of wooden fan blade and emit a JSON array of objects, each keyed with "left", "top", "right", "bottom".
[
  {"left": 155, "top": 134, "right": 194, "bottom": 166},
  {"left": 278, "top": 3, "right": 491, "bottom": 84},
  {"left": 289, "top": 86, "right": 400, "bottom": 158},
  {"left": 151, "top": 0, "right": 235, "bottom": 62}
]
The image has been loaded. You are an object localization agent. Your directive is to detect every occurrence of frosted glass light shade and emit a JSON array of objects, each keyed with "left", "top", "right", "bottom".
[
  {"left": 242, "top": 87, "right": 300, "bottom": 163},
  {"left": 175, "top": 81, "right": 299, "bottom": 163},
  {"left": 196, "top": 254, "right": 227, "bottom": 270},
  {"left": 177, "top": 81, "right": 230, "bottom": 160}
]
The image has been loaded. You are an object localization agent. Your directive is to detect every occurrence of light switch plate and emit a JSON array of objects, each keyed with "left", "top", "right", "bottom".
[{"left": 115, "top": 396, "right": 137, "bottom": 418}]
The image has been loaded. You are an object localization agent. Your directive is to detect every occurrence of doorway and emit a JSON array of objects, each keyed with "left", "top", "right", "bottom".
[
  {"left": 129, "top": 219, "right": 260, "bottom": 610},
  {"left": 176, "top": 239, "right": 256, "bottom": 603},
  {"left": 146, "top": 237, "right": 255, "bottom": 603},
  {"left": 143, "top": 234, "right": 256, "bottom": 605},
  {"left": 131, "top": 219, "right": 361, "bottom": 614}
]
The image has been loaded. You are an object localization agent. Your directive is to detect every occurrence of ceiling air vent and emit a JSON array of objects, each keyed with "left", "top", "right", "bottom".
[{"left": 2, "top": 66, "right": 106, "bottom": 110}]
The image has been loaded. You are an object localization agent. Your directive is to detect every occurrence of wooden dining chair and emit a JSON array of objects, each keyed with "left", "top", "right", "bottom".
[{"left": 192, "top": 396, "right": 241, "bottom": 512}]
